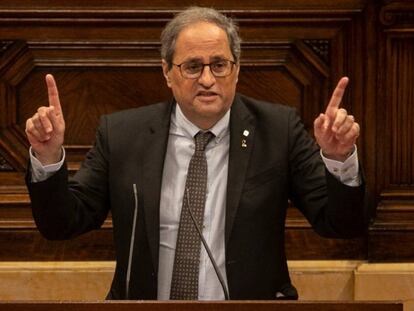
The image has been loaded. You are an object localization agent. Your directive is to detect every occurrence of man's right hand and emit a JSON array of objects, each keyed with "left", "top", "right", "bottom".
[{"left": 25, "top": 74, "right": 65, "bottom": 165}]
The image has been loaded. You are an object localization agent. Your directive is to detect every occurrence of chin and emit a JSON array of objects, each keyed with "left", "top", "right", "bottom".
[{"left": 194, "top": 101, "right": 224, "bottom": 114}]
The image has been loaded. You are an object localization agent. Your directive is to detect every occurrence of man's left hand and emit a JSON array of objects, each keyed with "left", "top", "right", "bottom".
[{"left": 314, "top": 77, "right": 360, "bottom": 162}]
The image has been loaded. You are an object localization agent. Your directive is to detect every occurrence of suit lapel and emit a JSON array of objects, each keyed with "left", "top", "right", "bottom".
[
  {"left": 137, "top": 96, "right": 255, "bottom": 270},
  {"left": 225, "top": 95, "right": 256, "bottom": 245},
  {"left": 140, "top": 100, "right": 173, "bottom": 273}
]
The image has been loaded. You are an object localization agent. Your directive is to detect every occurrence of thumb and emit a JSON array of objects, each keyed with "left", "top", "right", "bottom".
[{"left": 314, "top": 113, "right": 325, "bottom": 131}]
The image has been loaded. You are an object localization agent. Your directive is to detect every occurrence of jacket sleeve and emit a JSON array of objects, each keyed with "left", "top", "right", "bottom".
[
  {"left": 26, "top": 116, "right": 110, "bottom": 240},
  {"left": 287, "top": 109, "right": 369, "bottom": 238}
]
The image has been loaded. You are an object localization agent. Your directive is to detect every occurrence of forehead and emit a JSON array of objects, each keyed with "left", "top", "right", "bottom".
[{"left": 174, "top": 21, "right": 232, "bottom": 62}]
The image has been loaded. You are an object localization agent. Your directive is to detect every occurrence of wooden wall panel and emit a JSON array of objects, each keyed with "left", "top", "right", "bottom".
[
  {"left": 0, "top": 0, "right": 411, "bottom": 261},
  {"left": 369, "top": 1, "right": 414, "bottom": 261}
]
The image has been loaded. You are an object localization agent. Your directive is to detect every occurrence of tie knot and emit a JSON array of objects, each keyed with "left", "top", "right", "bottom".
[{"left": 194, "top": 131, "right": 214, "bottom": 151}]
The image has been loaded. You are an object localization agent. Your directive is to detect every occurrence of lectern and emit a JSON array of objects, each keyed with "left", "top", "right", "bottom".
[{"left": 0, "top": 300, "right": 403, "bottom": 311}]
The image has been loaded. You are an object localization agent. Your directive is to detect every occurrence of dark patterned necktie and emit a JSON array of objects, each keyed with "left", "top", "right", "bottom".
[{"left": 170, "top": 131, "right": 215, "bottom": 300}]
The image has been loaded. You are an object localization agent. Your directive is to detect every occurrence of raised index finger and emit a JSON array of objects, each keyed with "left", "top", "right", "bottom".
[
  {"left": 45, "top": 74, "right": 62, "bottom": 114},
  {"left": 325, "top": 77, "right": 349, "bottom": 119}
]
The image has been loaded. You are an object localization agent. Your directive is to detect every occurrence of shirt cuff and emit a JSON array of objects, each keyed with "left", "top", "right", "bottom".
[
  {"left": 29, "top": 146, "right": 65, "bottom": 182},
  {"left": 321, "top": 146, "right": 361, "bottom": 187}
]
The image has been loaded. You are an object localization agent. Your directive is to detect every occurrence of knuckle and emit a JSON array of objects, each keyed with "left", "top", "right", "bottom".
[
  {"left": 37, "top": 107, "right": 47, "bottom": 114},
  {"left": 32, "top": 113, "right": 39, "bottom": 122},
  {"left": 333, "top": 121, "right": 341, "bottom": 128},
  {"left": 348, "top": 130, "right": 357, "bottom": 139},
  {"left": 339, "top": 108, "right": 347, "bottom": 115},
  {"left": 337, "top": 127, "right": 346, "bottom": 134},
  {"left": 32, "top": 117, "right": 41, "bottom": 126},
  {"left": 29, "top": 130, "right": 39, "bottom": 139},
  {"left": 352, "top": 124, "right": 360, "bottom": 134}
]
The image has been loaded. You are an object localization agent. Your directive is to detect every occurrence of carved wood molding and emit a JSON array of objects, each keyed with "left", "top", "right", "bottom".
[
  {"left": 366, "top": 189, "right": 414, "bottom": 261},
  {"left": 375, "top": 202, "right": 414, "bottom": 230},
  {"left": 0, "top": 41, "right": 34, "bottom": 172},
  {"left": 0, "top": 154, "right": 13, "bottom": 171},
  {"left": 380, "top": 38, "right": 414, "bottom": 189},
  {"left": 0, "top": 4, "right": 364, "bottom": 32},
  {"left": 26, "top": 41, "right": 162, "bottom": 67},
  {"left": 375, "top": 0, "right": 414, "bottom": 255},
  {"left": 372, "top": 189, "right": 414, "bottom": 258},
  {"left": 0, "top": 40, "right": 13, "bottom": 57},
  {"left": 303, "top": 39, "right": 330, "bottom": 64},
  {"left": 0, "top": 7, "right": 364, "bottom": 20},
  {"left": 369, "top": 193, "right": 414, "bottom": 261},
  {"left": 380, "top": 2, "right": 414, "bottom": 26}
]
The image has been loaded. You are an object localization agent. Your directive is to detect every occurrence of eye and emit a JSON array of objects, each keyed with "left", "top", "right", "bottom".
[
  {"left": 183, "top": 62, "right": 203, "bottom": 73},
  {"left": 211, "top": 61, "right": 227, "bottom": 72}
]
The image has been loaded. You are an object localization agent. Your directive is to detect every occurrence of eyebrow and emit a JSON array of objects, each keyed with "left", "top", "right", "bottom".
[
  {"left": 182, "top": 55, "right": 231, "bottom": 63},
  {"left": 210, "top": 55, "right": 229, "bottom": 61}
]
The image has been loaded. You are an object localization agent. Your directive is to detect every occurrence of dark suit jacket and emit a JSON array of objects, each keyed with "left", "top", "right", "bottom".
[{"left": 27, "top": 93, "right": 368, "bottom": 300}]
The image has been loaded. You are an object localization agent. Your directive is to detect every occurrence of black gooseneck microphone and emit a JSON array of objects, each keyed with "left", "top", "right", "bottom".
[
  {"left": 125, "top": 183, "right": 139, "bottom": 299},
  {"left": 185, "top": 188, "right": 230, "bottom": 300}
]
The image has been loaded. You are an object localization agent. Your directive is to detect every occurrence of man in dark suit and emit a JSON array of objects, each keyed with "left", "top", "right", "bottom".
[{"left": 25, "top": 7, "right": 367, "bottom": 300}]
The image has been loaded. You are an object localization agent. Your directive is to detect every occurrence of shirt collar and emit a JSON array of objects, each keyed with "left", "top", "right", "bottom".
[{"left": 172, "top": 103, "right": 230, "bottom": 143}]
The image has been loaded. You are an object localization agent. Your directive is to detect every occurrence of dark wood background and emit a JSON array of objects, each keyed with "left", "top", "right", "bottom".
[{"left": 0, "top": 0, "right": 413, "bottom": 262}]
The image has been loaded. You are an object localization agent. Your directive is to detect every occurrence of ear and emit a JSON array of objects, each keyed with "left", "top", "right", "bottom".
[
  {"left": 235, "top": 63, "right": 240, "bottom": 84},
  {"left": 162, "top": 59, "right": 172, "bottom": 88}
]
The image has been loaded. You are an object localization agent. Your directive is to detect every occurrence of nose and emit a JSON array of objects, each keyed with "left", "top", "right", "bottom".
[{"left": 198, "top": 65, "right": 216, "bottom": 88}]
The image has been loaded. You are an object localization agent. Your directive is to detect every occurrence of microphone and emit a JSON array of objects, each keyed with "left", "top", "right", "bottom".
[
  {"left": 185, "top": 188, "right": 230, "bottom": 300},
  {"left": 125, "top": 183, "right": 139, "bottom": 299}
]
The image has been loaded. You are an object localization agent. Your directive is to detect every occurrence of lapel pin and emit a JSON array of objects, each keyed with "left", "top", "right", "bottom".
[{"left": 241, "top": 130, "right": 249, "bottom": 148}]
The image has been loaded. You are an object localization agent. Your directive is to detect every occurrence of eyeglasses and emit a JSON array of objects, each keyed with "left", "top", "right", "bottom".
[{"left": 173, "top": 59, "right": 236, "bottom": 79}]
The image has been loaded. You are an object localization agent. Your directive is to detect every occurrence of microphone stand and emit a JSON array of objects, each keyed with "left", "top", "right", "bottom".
[
  {"left": 125, "top": 183, "right": 139, "bottom": 299},
  {"left": 185, "top": 188, "right": 230, "bottom": 300}
]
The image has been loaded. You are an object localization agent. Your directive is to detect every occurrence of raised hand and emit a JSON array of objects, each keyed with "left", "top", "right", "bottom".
[
  {"left": 314, "top": 77, "right": 360, "bottom": 162},
  {"left": 25, "top": 74, "right": 65, "bottom": 165}
]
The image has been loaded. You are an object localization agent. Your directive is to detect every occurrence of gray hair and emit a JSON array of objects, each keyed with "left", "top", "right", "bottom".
[{"left": 160, "top": 7, "right": 241, "bottom": 69}]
